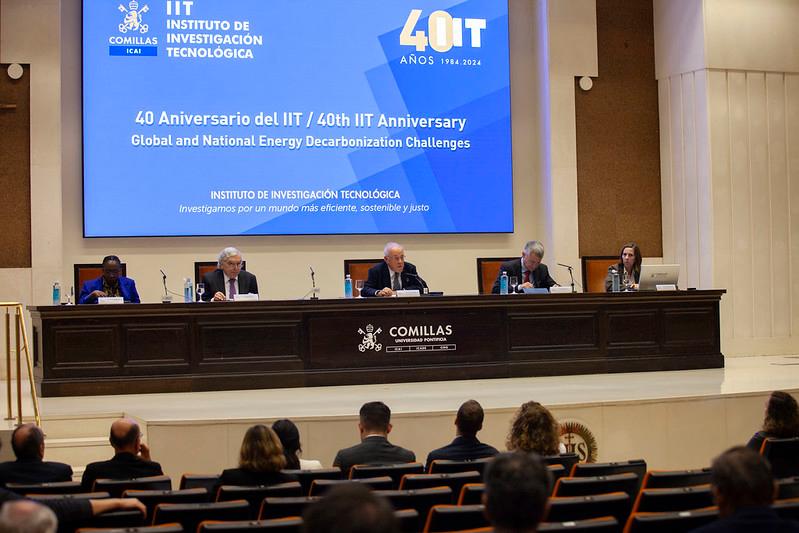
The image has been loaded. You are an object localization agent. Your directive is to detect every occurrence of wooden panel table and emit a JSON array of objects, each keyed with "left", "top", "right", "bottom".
[{"left": 28, "top": 290, "right": 725, "bottom": 397}]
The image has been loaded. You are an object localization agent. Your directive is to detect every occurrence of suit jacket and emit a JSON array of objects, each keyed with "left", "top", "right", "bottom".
[
  {"left": 692, "top": 506, "right": 799, "bottom": 532},
  {"left": 0, "top": 487, "right": 93, "bottom": 526},
  {"left": 333, "top": 436, "right": 416, "bottom": 475},
  {"left": 604, "top": 263, "right": 641, "bottom": 292},
  {"left": 201, "top": 269, "right": 259, "bottom": 301},
  {"left": 81, "top": 452, "right": 163, "bottom": 491},
  {"left": 425, "top": 436, "right": 499, "bottom": 471},
  {"left": 491, "top": 259, "right": 556, "bottom": 294},
  {"left": 78, "top": 276, "right": 140, "bottom": 304},
  {"left": 361, "top": 262, "right": 425, "bottom": 297},
  {"left": 0, "top": 458, "right": 73, "bottom": 487}
]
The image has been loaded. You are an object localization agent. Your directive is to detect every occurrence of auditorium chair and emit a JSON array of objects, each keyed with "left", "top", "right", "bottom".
[
  {"left": 571, "top": 460, "right": 648, "bottom": 492},
  {"left": 640, "top": 469, "right": 711, "bottom": 489},
  {"left": 349, "top": 463, "right": 425, "bottom": 487},
  {"left": 630, "top": 486, "right": 713, "bottom": 514},
  {"left": 93, "top": 475, "right": 172, "bottom": 497},
  {"left": 457, "top": 483, "right": 484, "bottom": 505},
  {"left": 258, "top": 496, "right": 320, "bottom": 520},
  {"left": 773, "top": 497, "right": 799, "bottom": 520},
  {"left": 554, "top": 473, "right": 639, "bottom": 500},
  {"left": 374, "top": 487, "right": 453, "bottom": 530},
  {"left": 343, "top": 259, "right": 382, "bottom": 293},
  {"left": 545, "top": 492, "right": 632, "bottom": 525},
  {"left": 152, "top": 500, "right": 250, "bottom": 532},
  {"left": 399, "top": 471, "right": 481, "bottom": 502},
  {"left": 29, "top": 492, "right": 110, "bottom": 501},
  {"left": 423, "top": 504, "right": 489, "bottom": 532},
  {"left": 428, "top": 457, "right": 493, "bottom": 477},
  {"left": 76, "top": 525, "right": 183, "bottom": 533},
  {"left": 83, "top": 509, "right": 147, "bottom": 529},
  {"left": 548, "top": 464, "right": 568, "bottom": 485},
  {"left": 74, "top": 262, "right": 127, "bottom": 296},
  {"left": 580, "top": 256, "right": 617, "bottom": 293},
  {"left": 777, "top": 476, "right": 799, "bottom": 499},
  {"left": 539, "top": 516, "right": 619, "bottom": 532},
  {"left": 761, "top": 437, "right": 799, "bottom": 478},
  {"left": 394, "top": 509, "right": 420, "bottom": 533},
  {"left": 194, "top": 261, "right": 247, "bottom": 285},
  {"left": 6, "top": 481, "right": 84, "bottom": 495},
  {"left": 308, "top": 476, "right": 394, "bottom": 496},
  {"left": 123, "top": 487, "right": 210, "bottom": 517},
  {"left": 198, "top": 517, "right": 303, "bottom": 533},
  {"left": 180, "top": 473, "right": 221, "bottom": 493},
  {"left": 217, "top": 482, "right": 304, "bottom": 518},
  {"left": 622, "top": 508, "right": 719, "bottom": 532},
  {"left": 280, "top": 467, "right": 341, "bottom": 495},
  {"left": 475, "top": 257, "right": 516, "bottom": 294},
  {"left": 542, "top": 453, "right": 580, "bottom": 473}
]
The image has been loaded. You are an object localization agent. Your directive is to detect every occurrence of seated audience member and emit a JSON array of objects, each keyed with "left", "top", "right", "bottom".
[
  {"left": 272, "top": 419, "right": 323, "bottom": 470},
  {"left": 0, "top": 500, "right": 57, "bottom": 533},
  {"left": 81, "top": 418, "right": 163, "bottom": 491},
  {"left": 425, "top": 400, "right": 499, "bottom": 470},
  {"left": 217, "top": 425, "right": 296, "bottom": 487},
  {"left": 506, "top": 401, "right": 566, "bottom": 456},
  {"left": 361, "top": 242, "right": 426, "bottom": 297},
  {"left": 302, "top": 483, "right": 399, "bottom": 533},
  {"left": 0, "top": 424, "right": 72, "bottom": 487},
  {"left": 693, "top": 446, "right": 799, "bottom": 532},
  {"left": 604, "top": 242, "right": 642, "bottom": 292},
  {"left": 0, "top": 490, "right": 145, "bottom": 530},
  {"left": 483, "top": 452, "right": 551, "bottom": 533},
  {"left": 78, "top": 255, "right": 140, "bottom": 304},
  {"left": 491, "top": 240, "right": 556, "bottom": 294},
  {"left": 747, "top": 390, "right": 799, "bottom": 452},
  {"left": 203, "top": 247, "right": 259, "bottom": 301},
  {"left": 333, "top": 401, "right": 415, "bottom": 475}
]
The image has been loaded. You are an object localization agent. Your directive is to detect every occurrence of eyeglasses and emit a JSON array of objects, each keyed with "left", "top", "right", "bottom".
[{"left": 225, "top": 261, "right": 243, "bottom": 268}]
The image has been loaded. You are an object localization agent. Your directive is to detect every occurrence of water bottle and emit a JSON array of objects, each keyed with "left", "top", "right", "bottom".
[
  {"left": 611, "top": 269, "right": 620, "bottom": 293},
  {"left": 344, "top": 274, "right": 353, "bottom": 298},
  {"left": 184, "top": 278, "right": 193, "bottom": 302},
  {"left": 500, "top": 271, "right": 509, "bottom": 295},
  {"left": 52, "top": 281, "right": 61, "bottom": 306}
]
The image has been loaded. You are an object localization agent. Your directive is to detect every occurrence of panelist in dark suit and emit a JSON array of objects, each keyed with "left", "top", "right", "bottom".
[
  {"left": 78, "top": 255, "right": 140, "bottom": 304},
  {"left": 333, "top": 402, "right": 416, "bottom": 476},
  {"left": 425, "top": 400, "right": 499, "bottom": 470},
  {"left": 0, "top": 424, "right": 72, "bottom": 487},
  {"left": 491, "top": 240, "right": 556, "bottom": 294},
  {"left": 202, "top": 247, "right": 259, "bottom": 301},
  {"left": 604, "top": 242, "right": 642, "bottom": 292},
  {"left": 361, "top": 242, "right": 426, "bottom": 297}
]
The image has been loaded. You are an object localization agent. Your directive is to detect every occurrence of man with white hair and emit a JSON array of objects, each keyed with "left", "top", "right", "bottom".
[
  {"left": 491, "top": 240, "right": 556, "bottom": 294},
  {"left": 361, "top": 242, "right": 426, "bottom": 297},
  {"left": 0, "top": 500, "right": 57, "bottom": 533},
  {"left": 201, "top": 247, "right": 259, "bottom": 301}
]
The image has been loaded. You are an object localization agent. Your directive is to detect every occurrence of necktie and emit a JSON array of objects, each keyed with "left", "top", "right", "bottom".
[
  {"left": 228, "top": 278, "right": 237, "bottom": 299},
  {"left": 524, "top": 271, "right": 531, "bottom": 284},
  {"left": 392, "top": 272, "right": 401, "bottom": 290}
]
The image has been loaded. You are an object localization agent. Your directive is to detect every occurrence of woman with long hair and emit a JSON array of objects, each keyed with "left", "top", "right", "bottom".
[
  {"left": 747, "top": 391, "right": 799, "bottom": 452},
  {"left": 506, "top": 401, "right": 564, "bottom": 456},
  {"left": 272, "top": 419, "right": 322, "bottom": 470},
  {"left": 218, "top": 424, "right": 296, "bottom": 487},
  {"left": 604, "top": 242, "right": 642, "bottom": 292}
]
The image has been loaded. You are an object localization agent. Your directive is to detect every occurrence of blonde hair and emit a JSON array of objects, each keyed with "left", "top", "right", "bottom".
[
  {"left": 239, "top": 425, "right": 287, "bottom": 472},
  {"left": 506, "top": 401, "right": 561, "bottom": 456}
]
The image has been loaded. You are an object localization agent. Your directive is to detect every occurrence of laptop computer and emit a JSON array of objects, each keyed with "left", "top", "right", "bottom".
[{"left": 638, "top": 264, "right": 680, "bottom": 291}]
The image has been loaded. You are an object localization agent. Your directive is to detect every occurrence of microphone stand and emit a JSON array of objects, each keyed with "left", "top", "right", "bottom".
[
  {"left": 160, "top": 269, "right": 172, "bottom": 303},
  {"left": 303, "top": 266, "right": 319, "bottom": 300},
  {"left": 558, "top": 263, "right": 576, "bottom": 293}
]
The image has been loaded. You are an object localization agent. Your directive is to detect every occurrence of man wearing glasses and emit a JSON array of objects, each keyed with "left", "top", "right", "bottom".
[
  {"left": 361, "top": 242, "right": 426, "bottom": 297},
  {"left": 78, "top": 255, "right": 140, "bottom": 304},
  {"left": 202, "top": 247, "right": 259, "bottom": 301}
]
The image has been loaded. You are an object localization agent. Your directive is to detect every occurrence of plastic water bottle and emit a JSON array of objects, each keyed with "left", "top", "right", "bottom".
[
  {"left": 500, "top": 271, "right": 509, "bottom": 295},
  {"left": 184, "top": 278, "right": 193, "bottom": 303},
  {"left": 344, "top": 274, "right": 353, "bottom": 298},
  {"left": 52, "top": 281, "right": 61, "bottom": 306},
  {"left": 611, "top": 269, "right": 620, "bottom": 293}
]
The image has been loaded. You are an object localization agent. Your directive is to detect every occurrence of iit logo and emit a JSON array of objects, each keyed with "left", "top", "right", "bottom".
[
  {"left": 357, "top": 324, "right": 383, "bottom": 352},
  {"left": 400, "top": 9, "right": 486, "bottom": 53},
  {"left": 118, "top": 0, "right": 149, "bottom": 34}
]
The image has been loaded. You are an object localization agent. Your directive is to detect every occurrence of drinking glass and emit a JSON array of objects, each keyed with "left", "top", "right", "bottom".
[
  {"left": 196, "top": 283, "right": 205, "bottom": 302},
  {"left": 355, "top": 279, "right": 364, "bottom": 298},
  {"left": 509, "top": 276, "right": 519, "bottom": 293}
]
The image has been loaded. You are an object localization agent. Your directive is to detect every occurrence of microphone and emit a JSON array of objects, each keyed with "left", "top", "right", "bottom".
[
  {"left": 556, "top": 263, "right": 575, "bottom": 293},
  {"left": 557, "top": 263, "right": 573, "bottom": 269},
  {"left": 308, "top": 266, "right": 319, "bottom": 300},
  {"left": 160, "top": 269, "right": 168, "bottom": 297},
  {"left": 404, "top": 271, "right": 428, "bottom": 291}
]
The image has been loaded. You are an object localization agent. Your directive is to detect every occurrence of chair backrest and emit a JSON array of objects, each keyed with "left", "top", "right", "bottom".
[
  {"left": 428, "top": 457, "right": 493, "bottom": 477},
  {"left": 641, "top": 469, "right": 711, "bottom": 489},
  {"left": 773, "top": 497, "right": 799, "bottom": 520},
  {"left": 631, "top": 485, "right": 713, "bottom": 514},
  {"left": 83, "top": 509, "right": 147, "bottom": 530},
  {"left": 546, "top": 492, "right": 631, "bottom": 525},
  {"left": 580, "top": 256, "right": 616, "bottom": 293},
  {"left": 542, "top": 454, "right": 580, "bottom": 473},
  {"left": 195, "top": 261, "right": 248, "bottom": 284},
  {"left": 548, "top": 465, "right": 568, "bottom": 487},
  {"left": 399, "top": 471, "right": 481, "bottom": 501},
  {"left": 74, "top": 263, "right": 128, "bottom": 294},
  {"left": 374, "top": 488, "right": 453, "bottom": 530},
  {"left": 623, "top": 507, "right": 719, "bottom": 532},
  {"left": 350, "top": 463, "right": 425, "bottom": 487},
  {"left": 572, "top": 460, "right": 647, "bottom": 492},
  {"left": 6, "top": 481, "right": 84, "bottom": 495},
  {"left": 198, "top": 517, "right": 303, "bottom": 533},
  {"left": 457, "top": 483, "right": 485, "bottom": 506},
  {"left": 476, "top": 257, "right": 516, "bottom": 294},
  {"left": 29, "top": 492, "right": 110, "bottom": 501},
  {"left": 538, "top": 516, "right": 619, "bottom": 531},
  {"left": 123, "top": 488, "right": 210, "bottom": 517},
  {"left": 259, "top": 497, "right": 320, "bottom": 521},
  {"left": 76, "top": 524, "right": 184, "bottom": 533},
  {"left": 153, "top": 501, "right": 250, "bottom": 532},
  {"left": 217, "top": 483, "right": 304, "bottom": 518},
  {"left": 93, "top": 476, "right": 172, "bottom": 498},
  {"left": 554, "top": 473, "right": 639, "bottom": 500},
  {"left": 761, "top": 437, "right": 799, "bottom": 478},
  {"left": 423, "top": 504, "right": 489, "bottom": 533},
  {"left": 309, "top": 477, "right": 394, "bottom": 497},
  {"left": 777, "top": 476, "right": 799, "bottom": 500},
  {"left": 343, "top": 259, "right": 383, "bottom": 286},
  {"left": 180, "top": 473, "right": 221, "bottom": 492},
  {"left": 394, "top": 509, "right": 420, "bottom": 533},
  {"left": 281, "top": 468, "right": 342, "bottom": 496}
]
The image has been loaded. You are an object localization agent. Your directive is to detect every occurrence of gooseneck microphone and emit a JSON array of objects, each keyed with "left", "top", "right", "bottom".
[
  {"left": 404, "top": 271, "right": 428, "bottom": 291},
  {"left": 557, "top": 263, "right": 576, "bottom": 293},
  {"left": 308, "top": 266, "right": 319, "bottom": 300},
  {"left": 160, "top": 269, "right": 168, "bottom": 297}
]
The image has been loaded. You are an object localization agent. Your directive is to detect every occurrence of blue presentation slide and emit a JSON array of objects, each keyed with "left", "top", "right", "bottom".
[{"left": 83, "top": 0, "right": 512, "bottom": 236}]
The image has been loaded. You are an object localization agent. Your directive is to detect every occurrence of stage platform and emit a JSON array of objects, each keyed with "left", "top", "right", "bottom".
[{"left": 6, "top": 354, "right": 799, "bottom": 486}]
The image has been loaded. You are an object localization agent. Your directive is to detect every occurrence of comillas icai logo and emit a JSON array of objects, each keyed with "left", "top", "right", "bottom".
[{"left": 108, "top": 1, "right": 158, "bottom": 56}]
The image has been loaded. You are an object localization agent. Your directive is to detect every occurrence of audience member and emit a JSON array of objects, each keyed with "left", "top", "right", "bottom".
[
  {"left": 302, "top": 483, "right": 398, "bottom": 533},
  {"left": 747, "top": 391, "right": 799, "bottom": 452},
  {"left": 81, "top": 418, "right": 163, "bottom": 492},
  {"left": 272, "top": 419, "right": 323, "bottom": 470},
  {"left": 506, "top": 401, "right": 566, "bottom": 456},
  {"left": 0, "top": 425, "right": 72, "bottom": 487},
  {"left": 425, "top": 400, "right": 499, "bottom": 470},
  {"left": 217, "top": 425, "right": 296, "bottom": 487},
  {"left": 333, "top": 402, "right": 415, "bottom": 475},
  {"left": 0, "top": 500, "right": 57, "bottom": 533},
  {"left": 483, "top": 452, "right": 551, "bottom": 533},
  {"left": 693, "top": 446, "right": 799, "bottom": 532}
]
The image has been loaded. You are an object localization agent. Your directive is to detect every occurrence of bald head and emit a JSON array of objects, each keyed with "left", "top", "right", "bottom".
[
  {"left": 11, "top": 424, "right": 45, "bottom": 461},
  {"left": 0, "top": 500, "right": 57, "bottom": 533},
  {"left": 109, "top": 418, "right": 141, "bottom": 452}
]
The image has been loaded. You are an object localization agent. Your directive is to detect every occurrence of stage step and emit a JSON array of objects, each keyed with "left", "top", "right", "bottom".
[
  {"left": 43, "top": 436, "right": 111, "bottom": 467},
  {"left": 40, "top": 413, "right": 122, "bottom": 439}
]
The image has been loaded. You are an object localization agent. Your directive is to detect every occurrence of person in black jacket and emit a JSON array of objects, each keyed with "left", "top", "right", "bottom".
[
  {"left": 425, "top": 400, "right": 498, "bottom": 470},
  {"left": 361, "top": 242, "right": 426, "bottom": 297},
  {"left": 202, "top": 247, "right": 259, "bottom": 301},
  {"left": 0, "top": 424, "right": 72, "bottom": 487},
  {"left": 746, "top": 391, "right": 799, "bottom": 452},
  {"left": 491, "top": 240, "right": 556, "bottom": 294}
]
